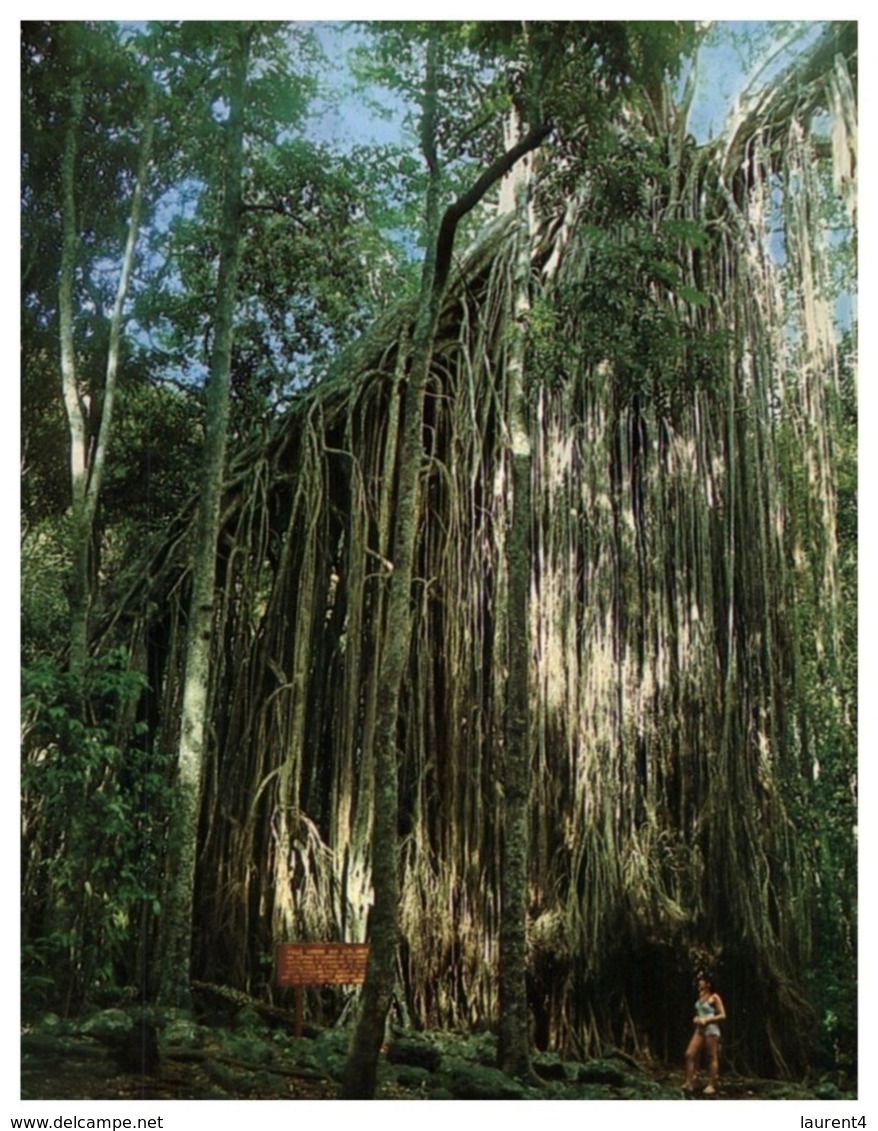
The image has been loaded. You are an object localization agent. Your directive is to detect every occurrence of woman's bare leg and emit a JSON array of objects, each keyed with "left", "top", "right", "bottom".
[
  {"left": 684, "top": 1032, "right": 703, "bottom": 1089},
  {"left": 703, "top": 1035, "right": 719, "bottom": 1093}
]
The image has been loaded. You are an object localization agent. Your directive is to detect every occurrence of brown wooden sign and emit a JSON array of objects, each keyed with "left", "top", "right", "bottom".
[{"left": 276, "top": 943, "right": 368, "bottom": 987}]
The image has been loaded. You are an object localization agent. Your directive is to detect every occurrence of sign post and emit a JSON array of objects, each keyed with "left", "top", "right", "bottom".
[{"left": 276, "top": 943, "right": 369, "bottom": 1037}]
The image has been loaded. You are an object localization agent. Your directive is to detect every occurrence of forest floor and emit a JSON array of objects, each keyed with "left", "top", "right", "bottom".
[{"left": 20, "top": 1003, "right": 855, "bottom": 1102}]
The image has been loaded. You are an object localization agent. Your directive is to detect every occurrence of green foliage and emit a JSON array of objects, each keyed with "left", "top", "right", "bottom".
[
  {"left": 21, "top": 650, "right": 172, "bottom": 1014},
  {"left": 103, "top": 378, "right": 202, "bottom": 531},
  {"left": 131, "top": 25, "right": 413, "bottom": 411},
  {"left": 21, "top": 519, "right": 70, "bottom": 662},
  {"left": 22, "top": 21, "right": 165, "bottom": 370},
  {"left": 22, "top": 20, "right": 166, "bottom": 538},
  {"left": 529, "top": 217, "right": 727, "bottom": 404},
  {"left": 352, "top": 22, "right": 698, "bottom": 262}
]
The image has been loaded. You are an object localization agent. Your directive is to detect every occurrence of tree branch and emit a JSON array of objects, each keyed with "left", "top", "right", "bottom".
[
  {"left": 241, "top": 201, "right": 304, "bottom": 226},
  {"left": 433, "top": 120, "right": 551, "bottom": 294}
]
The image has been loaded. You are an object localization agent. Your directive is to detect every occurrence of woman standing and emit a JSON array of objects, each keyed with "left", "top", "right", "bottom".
[{"left": 683, "top": 974, "right": 726, "bottom": 1096}]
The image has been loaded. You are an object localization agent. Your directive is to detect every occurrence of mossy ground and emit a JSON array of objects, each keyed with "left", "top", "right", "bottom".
[{"left": 20, "top": 1007, "right": 855, "bottom": 1101}]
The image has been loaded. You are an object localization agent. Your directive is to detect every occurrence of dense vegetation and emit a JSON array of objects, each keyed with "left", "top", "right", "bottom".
[{"left": 21, "top": 20, "right": 857, "bottom": 1097}]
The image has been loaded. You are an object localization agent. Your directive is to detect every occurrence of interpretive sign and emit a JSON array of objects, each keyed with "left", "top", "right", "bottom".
[
  {"left": 276, "top": 943, "right": 369, "bottom": 1036},
  {"left": 276, "top": 942, "right": 369, "bottom": 986}
]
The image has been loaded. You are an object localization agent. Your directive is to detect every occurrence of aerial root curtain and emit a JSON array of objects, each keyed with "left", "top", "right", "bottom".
[{"left": 106, "top": 47, "right": 855, "bottom": 1077}]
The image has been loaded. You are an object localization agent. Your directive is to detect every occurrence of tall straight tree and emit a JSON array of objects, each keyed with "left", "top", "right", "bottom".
[
  {"left": 159, "top": 22, "right": 252, "bottom": 1008},
  {"left": 497, "top": 145, "right": 537, "bottom": 1079},
  {"left": 56, "top": 25, "right": 155, "bottom": 682},
  {"left": 341, "top": 25, "right": 549, "bottom": 1098}
]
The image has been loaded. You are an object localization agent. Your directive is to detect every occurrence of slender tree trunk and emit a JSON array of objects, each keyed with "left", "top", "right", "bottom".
[
  {"left": 58, "top": 71, "right": 154, "bottom": 682},
  {"left": 59, "top": 72, "right": 89, "bottom": 681},
  {"left": 91, "top": 87, "right": 155, "bottom": 532},
  {"left": 497, "top": 160, "right": 536, "bottom": 1078},
  {"left": 159, "top": 25, "right": 251, "bottom": 1008}
]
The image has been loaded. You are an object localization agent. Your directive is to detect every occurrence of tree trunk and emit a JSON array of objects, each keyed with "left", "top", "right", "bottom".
[
  {"left": 58, "top": 72, "right": 89, "bottom": 681},
  {"left": 159, "top": 25, "right": 251, "bottom": 1008},
  {"left": 497, "top": 160, "right": 535, "bottom": 1078},
  {"left": 59, "top": 69, "right": 154, "bottom": 682}
]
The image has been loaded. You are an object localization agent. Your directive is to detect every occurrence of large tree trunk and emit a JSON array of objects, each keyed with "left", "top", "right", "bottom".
[{"left": 159, "top": 24, "right": 251, "bottom": 1008}]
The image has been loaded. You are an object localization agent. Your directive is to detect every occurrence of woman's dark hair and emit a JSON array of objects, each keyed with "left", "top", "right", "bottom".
[{"left": 696, "top": 971, "right": 714, "bottom": 989}]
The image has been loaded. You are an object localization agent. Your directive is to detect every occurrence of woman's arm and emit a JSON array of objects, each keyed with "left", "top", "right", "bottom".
[{"left": 709, "top": 994, "right": 727, "bottom": 1023}]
